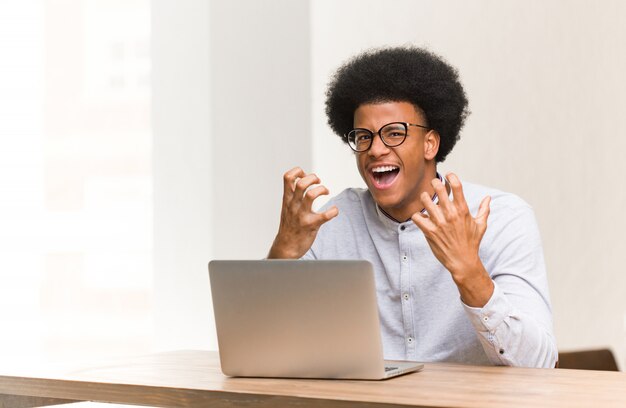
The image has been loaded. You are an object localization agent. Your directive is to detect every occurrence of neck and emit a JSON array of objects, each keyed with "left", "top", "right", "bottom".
[{"left": 379, "top": 167, "right": 444, "bottom": 222}]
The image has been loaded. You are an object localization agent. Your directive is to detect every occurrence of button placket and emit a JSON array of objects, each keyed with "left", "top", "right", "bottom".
[{"left": 398, "top": 228, "right": 416, "bottom": 360}]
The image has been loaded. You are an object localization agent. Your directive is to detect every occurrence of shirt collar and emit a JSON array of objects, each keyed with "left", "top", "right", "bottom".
[{"left": 374, "top": 172, "right": 447, "bottom": 226}]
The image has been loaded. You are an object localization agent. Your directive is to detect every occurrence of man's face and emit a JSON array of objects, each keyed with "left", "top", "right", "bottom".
[{"left": 354, "top": 101, "right": 439, "bottom": 221}]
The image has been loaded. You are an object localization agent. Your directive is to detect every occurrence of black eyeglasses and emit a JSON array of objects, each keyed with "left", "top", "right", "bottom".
[{"left": 345, "top": 122, "right": 430, "bottom": 152}]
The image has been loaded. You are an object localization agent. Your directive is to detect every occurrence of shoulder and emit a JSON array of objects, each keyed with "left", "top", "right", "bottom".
[
  {"left": 461, "top": 181, "right": 532, "bottom": 215},
  {"left": 310, "top": 188, "right": 374, "bottom": 256},
  {"left": 323, "top": 187, "right": 373, "bottom": 211},
  {"left": 316, "top": 188, "right": 375, "bottom": 234},
  {"left": 462, "top": 181, "right": 542, "bottom": 254},
  {"left": 461, "top": 181, "right": 539, "bottom": 240}
]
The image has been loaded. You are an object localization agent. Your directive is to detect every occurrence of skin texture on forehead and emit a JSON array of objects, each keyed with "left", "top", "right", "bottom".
[{"left": 353, "top": 99, "right": 429, "bottom": 129}]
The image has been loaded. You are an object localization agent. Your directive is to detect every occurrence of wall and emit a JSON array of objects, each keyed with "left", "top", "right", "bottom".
[
  {"left": 152, "top": 0, "right": 213, "bottom": 350},
  {"left": 152, "top": 0, "right": 311, "bottom": 350},
  {"left": 209, "top": 0, "right": 312, "bottom": 260}
]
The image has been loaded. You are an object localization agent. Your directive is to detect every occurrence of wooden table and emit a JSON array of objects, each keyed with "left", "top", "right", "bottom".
[{"left": 0, "top": 350, "right": 625, "bottom": 408}]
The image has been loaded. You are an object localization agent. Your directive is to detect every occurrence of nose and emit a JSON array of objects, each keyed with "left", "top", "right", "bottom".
[{"left": 368, "top": 133, "right": 390, "bottom": 158}]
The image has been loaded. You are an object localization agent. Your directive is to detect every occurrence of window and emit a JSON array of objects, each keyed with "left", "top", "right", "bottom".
[{"left": 0, "top": 0, "right": 153, "bottom": 362}]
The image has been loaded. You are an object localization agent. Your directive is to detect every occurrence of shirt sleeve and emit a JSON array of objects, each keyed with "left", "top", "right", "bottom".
[{"left": 461, "top": 204, "right": 558, "bottom": 368}]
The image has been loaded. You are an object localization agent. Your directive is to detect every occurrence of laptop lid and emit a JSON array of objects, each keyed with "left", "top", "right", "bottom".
[{"left": 209, "top": 259, "right": 391, "bottom": 379}]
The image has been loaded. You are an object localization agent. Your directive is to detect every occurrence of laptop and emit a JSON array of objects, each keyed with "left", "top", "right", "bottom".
[{"left": 208, "top": 259, "right": 423, "bottom": 380}]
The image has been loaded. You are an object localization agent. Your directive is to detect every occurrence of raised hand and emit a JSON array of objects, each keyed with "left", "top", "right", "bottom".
[
  {"left": 267, "top": 167, "right": 339, "bottom": 259},
  {"left": 411, "top": 172, "right": 493, "bottom": 306}
]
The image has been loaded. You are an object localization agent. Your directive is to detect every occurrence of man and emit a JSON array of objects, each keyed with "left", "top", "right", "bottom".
[{"left": 268, "top": 47, "right": 557, "bottom": 368}]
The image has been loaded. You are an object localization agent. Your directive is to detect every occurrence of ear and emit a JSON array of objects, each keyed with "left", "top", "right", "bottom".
[{"left": 423, "top": 130, "right": 440, "bottom": 161}]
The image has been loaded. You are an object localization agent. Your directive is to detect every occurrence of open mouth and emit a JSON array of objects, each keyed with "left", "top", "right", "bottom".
[{"left": 371, "top": 165, "right": 400, "bottom": 188}]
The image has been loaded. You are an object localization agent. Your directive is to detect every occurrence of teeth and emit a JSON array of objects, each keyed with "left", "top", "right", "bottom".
[{"left": 372, "top": 165, "right": 399, "bottom": 173}]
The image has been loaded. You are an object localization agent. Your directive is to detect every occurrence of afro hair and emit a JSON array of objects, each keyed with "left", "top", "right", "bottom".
[{"left": 325, "top": 46, "right": 469, "bottom": 162}]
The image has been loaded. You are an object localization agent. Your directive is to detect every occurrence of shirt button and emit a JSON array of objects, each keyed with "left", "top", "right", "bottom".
[
  {"left": 403, "top": 293, "right": 410, "bottom": 300},
  {"left": 402, "top": 255, "right": 408, "bottom": 261},
  {"left": 483, "top": 316, "right": 489, "bottom": 321},
  {"left": 407, "top": 337, "right": 414, "bottom": 343},
  {"left": 499, "top": 349, "right": 505, "bottom": 355},
  {"left": 400, "top": 225, "right": 406, "bottom": 231}
]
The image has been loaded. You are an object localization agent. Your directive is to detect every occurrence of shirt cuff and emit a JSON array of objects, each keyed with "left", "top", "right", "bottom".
[{"left": 461, "top": 281, "right": 512, "bottom": 333}]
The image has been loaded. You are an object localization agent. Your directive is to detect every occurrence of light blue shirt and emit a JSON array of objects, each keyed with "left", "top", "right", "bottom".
[{"left": 303, "top": 183, "right": 557, "bottom": 368}]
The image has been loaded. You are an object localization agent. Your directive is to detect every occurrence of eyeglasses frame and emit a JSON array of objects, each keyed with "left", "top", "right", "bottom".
[{"left": 345, "top": 122, "right": 431, "bottom": 152}]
